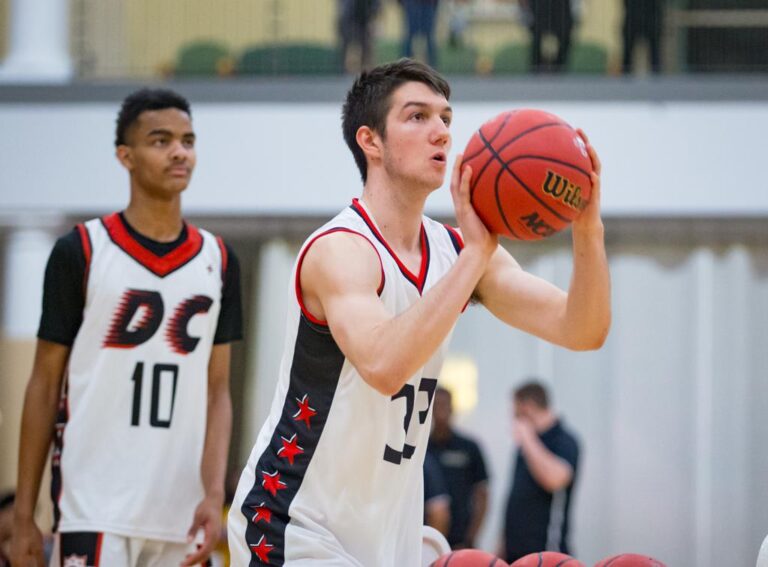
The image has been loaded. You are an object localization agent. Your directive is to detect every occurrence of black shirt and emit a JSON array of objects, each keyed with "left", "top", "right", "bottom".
[
  {"left": 503, "top": 419, "right": 580, "bottom": 562},
  {"left": 427, "top": 431, "right": 489, "bottom": 547},
  {"left": 37, "top": 213, "right": 243, "bottom": 346}
]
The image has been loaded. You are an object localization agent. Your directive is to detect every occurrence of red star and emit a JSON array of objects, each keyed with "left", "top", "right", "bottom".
[
  {"left": 249, "top": 535, "right": 274, "bottom": 562},
  {"left": 261, "top": 470, "right": 287, "bottom": 497},
  {"left": 277, "top": 433, "right": 305, "bottom": 465},
  {"left": 293, "top": 394, "right": 317, "bottom": 429},
  {"left": 250, "top": 502, "right": 272, "bottom": 524}
]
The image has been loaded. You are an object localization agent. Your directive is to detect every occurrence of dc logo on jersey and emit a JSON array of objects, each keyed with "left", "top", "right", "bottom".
[
  {"left": 103, "top": 289, "right": 213, "bottom": 354},
  {"left": 63, "top": 555, "right": 88, "bottom": 567}
]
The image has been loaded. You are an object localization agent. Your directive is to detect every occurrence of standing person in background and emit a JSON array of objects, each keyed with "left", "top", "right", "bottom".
[
  {"left": 11, "top": 88, "right": 243, "bottom": 567},
  {"left": 401, "top": 0, "right": 441, "bottom": 68},
  {"left": 424, "top": 452, "right": 451, "bottom": 538},
  {"left": 339, "top": 0, "right": 382, "bottom": 72},
  {"left": 501, "top": 381, "right": 580, "bottom": 562},
  {"left": 622, "top": 0, "right": 663, "bottom": 75},
  {"left": 428, "top": 387, "right": 489, "bottom": 549},
  {"left": 519, "top": 0, "right": 575, "bottom": 73}
]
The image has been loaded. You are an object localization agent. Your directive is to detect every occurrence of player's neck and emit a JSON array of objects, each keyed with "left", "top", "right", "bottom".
[
  {"left": 361, "top": 179, "right": 426, "bottom": 253},
  {"left": 124, "top": 195, "right": 184, "bottom": 243}
]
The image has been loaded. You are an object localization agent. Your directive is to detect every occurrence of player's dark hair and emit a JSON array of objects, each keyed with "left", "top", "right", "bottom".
[
  {"left": 115, "top": 88, "right": 191, "bottom": 146},
  {"left": 342, "top": 58, "right": 450, "bottom": 183},
  {"left": 513, "top": 381, "right": 550, "bottom": 409}
]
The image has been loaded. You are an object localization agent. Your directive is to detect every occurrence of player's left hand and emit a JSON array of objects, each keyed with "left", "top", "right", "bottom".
[
  {"left": 180, "top": 495, "right": 222, "bottom": 566},
  {"left": 572, "top": 128, "right": 604, "bottom": 235}
]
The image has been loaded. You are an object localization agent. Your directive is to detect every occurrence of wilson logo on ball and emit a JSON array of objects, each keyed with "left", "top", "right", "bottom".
[{"left": 542, "top": 170, "right": 587, "bottom": 211}]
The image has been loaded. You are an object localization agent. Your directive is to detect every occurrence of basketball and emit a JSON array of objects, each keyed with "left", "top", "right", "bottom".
[
  {"left": 593, "top": 553, "right": 667, "bottom": 567},
  {"left": 431, "top": 549, "right": 509, "bottom": 567},
  {"left": 462, "top": 109, "right": 593, "bottom": 241},
  {"left": 509, "top": 551, "right": 586, "bottom": 566}
]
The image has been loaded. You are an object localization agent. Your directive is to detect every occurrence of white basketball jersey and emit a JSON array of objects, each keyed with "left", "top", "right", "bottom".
[
  {"left": 53, "top": 213, "right": 225, "bottom": 542},
  {"left": 229, "top": 199, "right": 464, "bottom": 566}
]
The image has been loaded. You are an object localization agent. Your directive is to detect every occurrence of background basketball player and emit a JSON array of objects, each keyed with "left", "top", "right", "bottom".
[{"left": 11, "top": 88, "right": 242, "bottom": 567}]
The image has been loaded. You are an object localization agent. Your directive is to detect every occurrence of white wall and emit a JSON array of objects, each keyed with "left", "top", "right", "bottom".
[{"left": 1, "top": 101, "right": 767, "bottom": 217}]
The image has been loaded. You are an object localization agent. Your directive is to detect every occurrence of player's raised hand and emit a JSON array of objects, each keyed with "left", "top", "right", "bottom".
[
  {"left": 573, "top": 128, "right": 604, "bottom": 234},
  {"left": 10, "top": 518, "right": 46, "bottom": 567},
  {"left": 449, "top": 155, "right": 497, "bottom": 261},
  {"left": 181, "top": 496, "right": 222, "bottom": 566}
]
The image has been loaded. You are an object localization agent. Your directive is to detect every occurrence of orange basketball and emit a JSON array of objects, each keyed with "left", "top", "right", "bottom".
[
  {"left": 431, "top": 549, "right": 509, "bottom": 567},
  {"left": 462, "top": 109, "right": 593, "bottom": 241},
  {"left": 510, "top": 551, "right": 586, "bottom": 566},
  {"left": 593, "top": 553, "right": 667, "bottom": 567}
]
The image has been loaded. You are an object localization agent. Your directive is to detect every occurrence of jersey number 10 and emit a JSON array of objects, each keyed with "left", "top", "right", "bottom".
[{"left": 130, "top": 362, "right": 179, "bottom": 428}]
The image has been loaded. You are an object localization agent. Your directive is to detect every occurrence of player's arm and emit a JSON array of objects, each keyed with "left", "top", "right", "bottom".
[
  {"left": 515, "top": 420, "right": 573, "bottom": 493},
  {"left": 475, "top": 135, "right": 610, "bottom": 351},
  {"left": 182, "top": 343, "right": 232, "bottom": 566},
  {"left": 12, "top": 340, "right": 70, "bottom": 567},
  {"left": 301, "top": 159, "right": 497, "bottom": 396}
]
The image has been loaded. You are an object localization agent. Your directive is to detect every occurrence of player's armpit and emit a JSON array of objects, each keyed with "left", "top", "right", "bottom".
[{"left": 299, "top": 232, "right": 396, "bottom": 393}]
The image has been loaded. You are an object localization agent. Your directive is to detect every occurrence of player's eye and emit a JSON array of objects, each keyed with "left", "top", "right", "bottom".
[
  {"left": 411, "top": 112, "right": 424, "bottom": 121},
  {"left": 441, "top": 115, "right": 452, "bottom": 126}
]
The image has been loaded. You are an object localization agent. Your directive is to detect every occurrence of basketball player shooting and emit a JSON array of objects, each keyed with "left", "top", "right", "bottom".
[
  {"left": 11, "top": 89, "right": 243, "bottom": 567},
  {"left": 228, "top": 59, "right": 610, "bottom": 565}
]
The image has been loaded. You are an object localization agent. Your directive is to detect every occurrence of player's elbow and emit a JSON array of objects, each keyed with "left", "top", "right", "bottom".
[
  {"left": 566, "top": 320, "right": 610, "bottom": 351},
  {"left": 358, "top": 361, "right": 410, "bottom": 396}
]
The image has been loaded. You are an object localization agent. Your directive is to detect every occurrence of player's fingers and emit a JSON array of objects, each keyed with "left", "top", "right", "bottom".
[
  {"left": 450, "top": 154, "right": 464, "bottom": 195},
  {"left": 181, "top": 531, "right": 215, "bottom": 566},
  {"left": 459, "top": 165, "right": 473, "bottom": 202}
]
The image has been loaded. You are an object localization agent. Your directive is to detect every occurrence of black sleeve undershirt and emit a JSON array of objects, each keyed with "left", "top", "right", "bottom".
[{"left": 37, "top": 225, "right": 243, "bottom": 346}]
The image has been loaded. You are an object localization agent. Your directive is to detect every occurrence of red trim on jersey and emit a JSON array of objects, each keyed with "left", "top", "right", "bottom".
[
  {"left": 101, "top": 213, "right": 204, "bottom": 277},
  {"left": 76, "top": 223, "right": 92, "bottom": 294},
  {"left": 216, "top": 236, "right": 228, "bottom": 284},
  {"left": 94, "top": 533, "right": 103, "bottom": 566},
  {"left": 350, "top": 198, "right": 430, "bottom": 293},
  {"left": 294, "top": 227, "right": 385, "bottom": 327}
]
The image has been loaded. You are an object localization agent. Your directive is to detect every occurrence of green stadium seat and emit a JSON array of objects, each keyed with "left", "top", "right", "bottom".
[
  {"left": 175, "top": 41, "right": 232, "bottom": 77},
  {"left": 492, "top": 43, "right": 529, "bottom": 75},
  {"left": 238, "top": 44, "right": 340, "bottom": 75},
  {"left": 568, "top": 42, "right": 609, "bottom": 74},
  {"left": 375, "top": 39, "right": 403, "bottom": 66},
  {"left": 438, "top": 45, "right": 478, "bottom": 75}
]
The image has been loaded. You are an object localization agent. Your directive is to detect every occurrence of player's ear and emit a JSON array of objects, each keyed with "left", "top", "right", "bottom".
[
  {"left": 115, "top": 144, "right": 134, "bottom": 171},
  {"left": 356, "top": 125, "right": 382, "bottom": 162}
]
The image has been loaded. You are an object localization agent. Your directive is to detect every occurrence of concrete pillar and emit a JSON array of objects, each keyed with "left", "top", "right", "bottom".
[
  {"left": 239, "top": 239, "right": 297, "bottom": 462},
  {"left": 0, "top": 0, "right": 73, "bottom": 83},
  {"left": 0, "top": 217, "right": 60, "bottom": 511}
]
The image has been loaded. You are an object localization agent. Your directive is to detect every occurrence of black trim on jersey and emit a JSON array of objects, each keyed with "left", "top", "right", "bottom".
[
  {"left": 349, "top": 200, "right": 431, "bottom": 294},
  {"left": 444, "top": 225, "right": 464, "bottom": 256},
  {"left": 51, "top": 378, "right": 69, "bottom": 533},
  {"left": 240, "top": 316, "right": 345, "bottom": 566}
]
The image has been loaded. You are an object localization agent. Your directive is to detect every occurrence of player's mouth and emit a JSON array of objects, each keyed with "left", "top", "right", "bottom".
[
  {"left": 167, "top": 166, "right": 191, "bottom": 177},
  {"left": 430, "top": 151, "right": 446, "bottom": 166}
]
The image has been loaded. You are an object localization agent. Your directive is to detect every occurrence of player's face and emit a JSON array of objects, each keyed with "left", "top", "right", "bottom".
[
  {"left": 118, "top": 108, "right": 196, "bottom": 198},
  {"left": 381, "top": 81, "right": 452, "bottom": 192}
]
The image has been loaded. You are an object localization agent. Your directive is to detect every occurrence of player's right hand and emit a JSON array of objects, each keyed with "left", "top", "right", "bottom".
[
  {"left": 10, "top": 518, "right": 46, "bottom": 567},
  {"left": 449, "top": 154, "right": 498, "bottom": 264}
]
